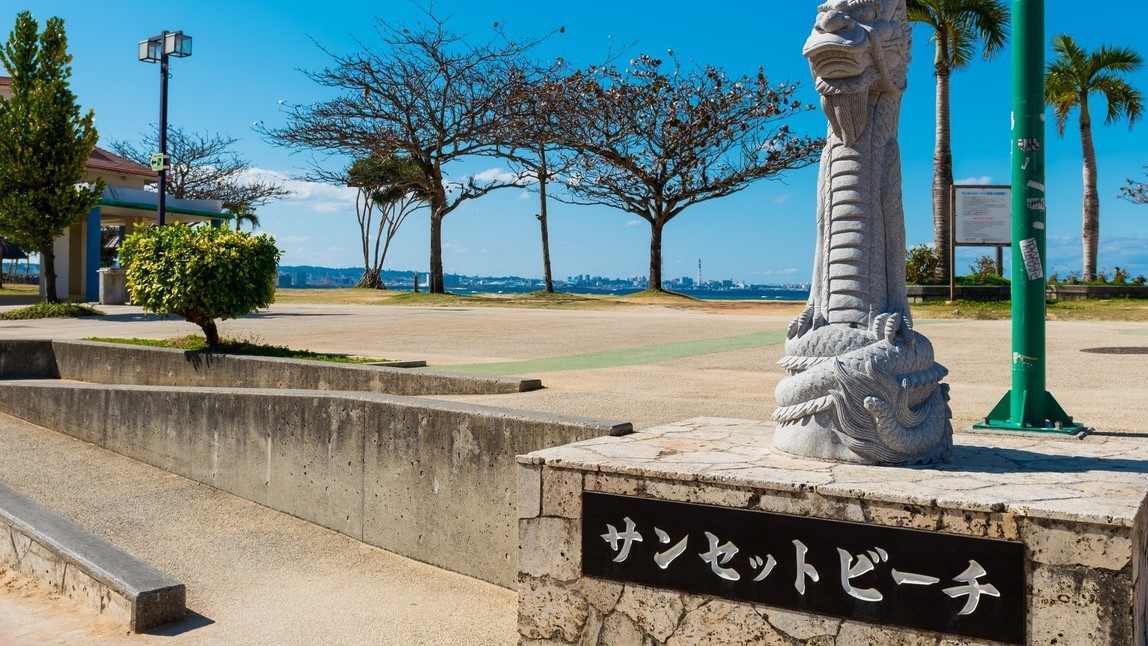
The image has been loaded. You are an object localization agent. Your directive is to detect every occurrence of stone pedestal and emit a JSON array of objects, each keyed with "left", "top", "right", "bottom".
[{"left": 518, "top": 418, "right": 1147, "bottom": 645}]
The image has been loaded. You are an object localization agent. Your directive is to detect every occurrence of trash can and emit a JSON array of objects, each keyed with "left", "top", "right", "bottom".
[{"left": 98, "top": 268, "right": 128, "bottom": 305}]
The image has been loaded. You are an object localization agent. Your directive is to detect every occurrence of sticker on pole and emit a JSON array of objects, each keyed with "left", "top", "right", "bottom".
[{"left": 1019, "top": 238, "right": 1043, "bottom": 280}]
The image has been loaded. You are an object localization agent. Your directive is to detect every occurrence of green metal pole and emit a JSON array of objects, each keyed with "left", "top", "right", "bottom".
[{"left": 976, "top": 0, "right": 1083, "bottom": 433}]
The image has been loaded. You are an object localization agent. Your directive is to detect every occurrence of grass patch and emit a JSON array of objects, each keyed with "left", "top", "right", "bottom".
[
  {"left": 273, "top": 287, "right": 681, "bottom": 310},
  {"left": 271, "top": 287, "right": 396, "bottom": 306},
  {"left": 912, "top": 298, "right": 1148, "bottom": 322},
  {"left": 378, "top": 290, "right": 626, "bottom": 310},
  {"left": 265, "top": 287, "right": 1148, "bottom": 321},
  {"left": 0, "top": 283, "right": 38, "bottom": 295},
  {"left": 615, "top": 288, "right": 698, "bottom": 303},
  {"left": 0, "top": 301, "right": 104, "bottom": 320},
  {"left": 86, "top": 335, "right": 384, "bottom": 363},
  {"left": 381, "top": 291, "right": 483, "bottom": 306}
]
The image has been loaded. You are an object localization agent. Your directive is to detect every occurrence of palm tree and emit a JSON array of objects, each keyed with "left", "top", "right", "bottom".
[
  {"left": 1046, "top": 34, "right": 1143, "bottom": 281},
  {"left": 907, "top": 0, "right": 1009, "bottom": 282},
  {"left": 227, "top": 203, "right": 260, "bottom": 231}
]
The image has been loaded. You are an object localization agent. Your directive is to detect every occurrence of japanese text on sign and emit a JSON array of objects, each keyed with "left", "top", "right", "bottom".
[
  {"left": 583, "top": 492, "right": 1025, "bottom": 644},
  {"left": 953, "top": 186, "right": 1011, "bottom": 245}
]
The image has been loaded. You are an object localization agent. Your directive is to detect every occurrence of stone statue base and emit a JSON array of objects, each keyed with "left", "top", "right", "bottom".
[
  {"left": 773, "top": 316, "right": 952, "bottom": 466},
  {"left": 773, "top": 409, "right": 950, "bottom": 465}
]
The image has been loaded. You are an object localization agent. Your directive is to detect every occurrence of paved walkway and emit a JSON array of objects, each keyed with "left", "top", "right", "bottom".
[{"left": 0, "top": 302, "right": 1146, "bottom": 643}]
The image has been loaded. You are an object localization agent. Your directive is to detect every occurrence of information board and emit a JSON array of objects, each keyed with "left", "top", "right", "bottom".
[{"left": 954, "top": 185, "right": 1011, "bottom": 245}]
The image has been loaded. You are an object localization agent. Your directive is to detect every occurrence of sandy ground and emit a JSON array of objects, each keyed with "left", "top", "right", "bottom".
[{"left": 0, "top": 302, "right": 1145, "bottom": 644}]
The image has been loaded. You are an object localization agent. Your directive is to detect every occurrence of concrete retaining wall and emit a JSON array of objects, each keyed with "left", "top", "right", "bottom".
[
  {"left": 50, "top": 340, "right": 540, "bottom": 396},
  {"left": 0, "top": 340, "right": 59, "bottom": 379},
  {"left": 0, "top": 379, "right": 630, "bottom": 588},
  {"left": 0, "top": 482, "right": 185, "bottom": 632}
]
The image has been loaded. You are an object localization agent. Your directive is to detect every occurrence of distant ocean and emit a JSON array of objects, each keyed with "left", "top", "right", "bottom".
[{"left": 447, "top": 285, "right": 810, "bottom": 301}]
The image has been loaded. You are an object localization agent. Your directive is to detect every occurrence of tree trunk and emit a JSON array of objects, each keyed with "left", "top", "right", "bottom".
[
  {"left": 429, "top": 211, "right": 445, "bottom": 294},
  {"left": 1079, "top": 95, "right": 1100, "bottom": 282},
  {"left": 357, "top": 268, "right": 384, "bottom": 289},
  {"left": 39, "top": 241, "right": 59, "bottom": 303},
  {"left": 427, "top": 182, "right": 446, "bottom": 294},
  {"left": 538, "top": 147, "right": 554, "bottom": 293},
  {"left": 201, "top": 319, "right": 220, "bottom": 348},
  {"left": 932, "top": 66, "right": 954, "bottom": 283},
  {"left": 648, "top": 219, "right": 664, "bottom": 292}
]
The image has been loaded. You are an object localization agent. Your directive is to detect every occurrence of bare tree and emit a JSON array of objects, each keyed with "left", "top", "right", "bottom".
[
  {"left": 1122, "top": 166, "right": 1148, "bottom": 204},
  {"left": 263, "top": 11, "right": 545, "bottom": 293},
  {"left": 345, "top": 154, "right": 425, "bottom": 289},
  {"left": 110, "top": 127, "right": 290, "bottom": 228},
  {"left": 553, "top": 54, "right": 823, "bottom": 292},
  {"left": 501, "top": 71, "right": 576, "bottom": 293}
]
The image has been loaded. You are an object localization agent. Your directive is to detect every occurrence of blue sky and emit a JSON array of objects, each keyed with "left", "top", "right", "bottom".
[{"left": 7, "top": 1, "right": 1148, "bottom": 282}]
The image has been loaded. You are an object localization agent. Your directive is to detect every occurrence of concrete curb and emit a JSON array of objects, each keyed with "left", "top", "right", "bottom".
[
  {"left": 0, "top": 482, "right": 185, "bottom": 632},
  {"left": 49, "top": 340, "right": 540, "bottom": 395}
]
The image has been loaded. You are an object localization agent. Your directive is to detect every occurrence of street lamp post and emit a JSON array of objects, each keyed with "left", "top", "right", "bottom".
[{"left": 138, "top": 30, "right": 192, "bottom": 226}]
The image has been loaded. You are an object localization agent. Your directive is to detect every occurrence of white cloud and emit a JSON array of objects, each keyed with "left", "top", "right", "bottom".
[
  {"left": 244, "top": 167, "right": 357, "bottom": 215},
  {"left": 773, "top": 193, "right": 793, "bottom": 205},
  {"left": 753, "top": 268, "right": 801, "bottom": 277},
  {"left": 954, "top": 176, "right": 994, "bottom": 185},
  {"left": 443, "top": 243, "right": 467, "bottom": 254},
  {"left": 472, "top": 167, "right": 528, "bottom": 185},
  {"left": 625, "top": 220, "right": 643, "bottom": 227},
  {"left": 518, "top": 191, "right": 533, "bottom": 200}
]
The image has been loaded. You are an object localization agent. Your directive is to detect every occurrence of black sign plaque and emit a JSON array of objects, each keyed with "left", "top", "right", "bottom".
[{"left": 582, "top": 492, "right": 1025, "bottom": 644}]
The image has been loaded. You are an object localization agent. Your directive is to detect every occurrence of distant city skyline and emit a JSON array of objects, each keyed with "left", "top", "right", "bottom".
[
  {"left": 275, "top": 265, "right": 811, "bottom": 291},
  {"left": 13, "top": 1, "right": 1148, "bottom": 281}
]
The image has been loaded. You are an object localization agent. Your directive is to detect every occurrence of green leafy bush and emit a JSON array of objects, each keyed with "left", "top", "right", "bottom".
[
  {"left": 119, "top": 223, "right": 280, "bottom": 346},
  {"left": 0, "top": 301, "right": 103, "bottom": 320},
  {"left": 905, "top": 244, "right": 941, "bottom": 285},
  {"left": 967, "top": 255, "right": 1000, "bottom": 282},
  {"left": 954, "top": 256, "right": 1009, "bottom": 286}
]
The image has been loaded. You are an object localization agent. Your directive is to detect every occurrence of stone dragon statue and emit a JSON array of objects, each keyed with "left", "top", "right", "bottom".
[{"left": 772, "top": 0, "right": 952, "bottom": 465}]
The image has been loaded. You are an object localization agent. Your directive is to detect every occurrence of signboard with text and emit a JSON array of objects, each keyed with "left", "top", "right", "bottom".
[
  {"left": 583, "top": 492, "right": 1025, "bottom": 644},
  {"left": 954, "top": 185, "right": 1011, "bottom": 245}
]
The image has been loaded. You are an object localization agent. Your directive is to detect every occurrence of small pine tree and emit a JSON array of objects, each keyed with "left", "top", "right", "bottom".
[{"left": 0, "top": 12, "right": 103, "bottom": 302}]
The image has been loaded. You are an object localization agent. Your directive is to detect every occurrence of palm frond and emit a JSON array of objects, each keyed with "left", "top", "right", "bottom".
[
  {"left": 1046, "top": 33, "right": 1144, "bottom": 132},
  {"left": 907, "top": 0, "right": 1010, "bottom": 70}
]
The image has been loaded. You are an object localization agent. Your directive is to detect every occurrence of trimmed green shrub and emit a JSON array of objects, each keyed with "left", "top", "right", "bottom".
[{"left": 119, "top": 223, "right": 280, "bottom": 347}]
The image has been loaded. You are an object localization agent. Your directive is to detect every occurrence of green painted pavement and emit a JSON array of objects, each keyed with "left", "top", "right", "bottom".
[{"left": 436, "top": 329, "right": 789, "bottom": 376}]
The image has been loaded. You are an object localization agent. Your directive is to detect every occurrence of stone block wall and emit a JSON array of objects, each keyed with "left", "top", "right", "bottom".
[{"left": 518, "top": 419, "right": 1146, "bottom": 645}]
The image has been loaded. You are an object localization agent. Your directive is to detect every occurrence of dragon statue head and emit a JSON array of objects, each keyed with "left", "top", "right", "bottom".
[{"left": 803, "top": 0, "right": 911, "bottom": 145}]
